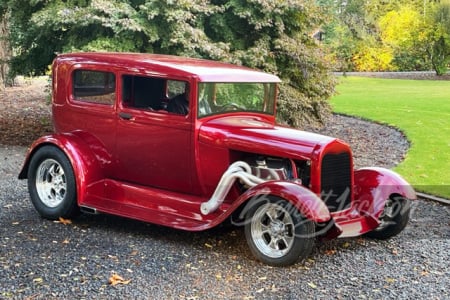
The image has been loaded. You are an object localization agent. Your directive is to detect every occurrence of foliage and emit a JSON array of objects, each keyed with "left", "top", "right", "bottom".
[
  {"left": 427, "top": 0, "right": 450, "bottom": 75},
  {"left": 378, "top": 6, "right": 428, "bottom": 71},
  {"left": 320, "top": 0, "right": 450, "bottom": 74},
  {"left": 1, "top": 0, "right": 336, "bottom": 127},
  {"left": 352, "top": 43, "right": 394, "bottom": 72}
]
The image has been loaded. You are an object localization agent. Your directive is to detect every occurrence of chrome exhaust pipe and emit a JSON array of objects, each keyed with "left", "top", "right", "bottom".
[{"left": 200, "top": 161, "right": 269, "bottom": 215}]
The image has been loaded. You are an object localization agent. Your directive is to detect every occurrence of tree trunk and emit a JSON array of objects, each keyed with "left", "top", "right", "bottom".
[{"left": 0, "top": 15, "right": 11, "bottom": 90}]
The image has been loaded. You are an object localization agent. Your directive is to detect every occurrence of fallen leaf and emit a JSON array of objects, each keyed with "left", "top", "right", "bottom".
[
  {"left": 325, "top": 249, "right": 337, "bottom": 255},
  {"left": 307, "top": 282, "right": 317, "bottom": 289},
  {"left": 58, "top": 217, "right": 72, "bottom": 225},
  {"left": 33, "top": 277, "right": 43, "bottom": 283},
  {"left": 109, "top": 273, "right": 131, "bottom": 286},
  {"left": 385, "top": 277, "right": 396, "bottom": 283}
]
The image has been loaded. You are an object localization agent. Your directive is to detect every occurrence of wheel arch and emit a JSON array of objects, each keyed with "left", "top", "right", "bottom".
[
  {"left": 19, "top": 134, "right": 106, "bottom": 205},
  {"left": 231, "top": 181, "right": 331, "bottom": 224},
  {"left": 353, "top": 167, "right": 416, "bottom": 218}
]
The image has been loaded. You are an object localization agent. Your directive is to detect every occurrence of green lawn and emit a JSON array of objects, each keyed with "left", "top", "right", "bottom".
[{"left": 331, "top": 76, "right": 450, "bottom": 198}]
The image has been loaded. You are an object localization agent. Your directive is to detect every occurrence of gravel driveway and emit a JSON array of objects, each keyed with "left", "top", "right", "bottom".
[{"left": 1, "top": 117, "right": 449, "bottom": 299}]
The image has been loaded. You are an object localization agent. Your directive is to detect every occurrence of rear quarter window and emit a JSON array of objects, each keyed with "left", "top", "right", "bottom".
[{"left": 73, "top": 70, "right": 116, "bottom": 105}]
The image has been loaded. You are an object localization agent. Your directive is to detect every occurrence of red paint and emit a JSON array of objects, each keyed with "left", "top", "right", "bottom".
[{"left": 20, "top": 52, "right": 416, "bottom": 238}]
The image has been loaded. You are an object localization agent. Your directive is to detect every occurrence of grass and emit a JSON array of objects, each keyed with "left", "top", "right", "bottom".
[{"left": 330, "top": 76, "right": 450, "bottom": 198}]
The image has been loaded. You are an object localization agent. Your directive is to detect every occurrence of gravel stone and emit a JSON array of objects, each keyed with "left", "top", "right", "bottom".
[{"left": 1, "top": 117, "right": 449, "bottom": 299}]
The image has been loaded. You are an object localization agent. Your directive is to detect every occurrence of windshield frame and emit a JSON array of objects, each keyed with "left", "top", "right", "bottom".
[{"left": 197, "top": 82, "right": 278, "bottom": 119}]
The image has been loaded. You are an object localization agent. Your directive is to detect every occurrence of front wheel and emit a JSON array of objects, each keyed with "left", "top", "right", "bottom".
[
  {"left": 365, "top": 195, "right": 411, "bottom": 240},
  {"left": 244, "top": 197, "right": 315, "bottom": 267},
  {"left": 27, "top": 145, "right": 79, "bottom": 219}
]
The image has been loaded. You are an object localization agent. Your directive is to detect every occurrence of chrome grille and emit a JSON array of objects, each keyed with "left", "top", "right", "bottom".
[{"left": 321, "top": 152, "right": 352, "bottom": 212}]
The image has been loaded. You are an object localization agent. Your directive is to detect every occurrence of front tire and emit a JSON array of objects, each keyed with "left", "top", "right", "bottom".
[
  {"left": 244, "top": 197, "right": 315, "bottom": 267},
  {"left": 27, "top": 145, "right": 79, "bottom": 219},
  {"left": 365, "top": 195, "right": 411, "bottom": 240}
]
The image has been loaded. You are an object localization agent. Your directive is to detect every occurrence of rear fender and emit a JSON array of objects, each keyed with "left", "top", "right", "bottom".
[
  {"left": 19, "top": 133, "right": 109, "bottom": 205},
  {"left": 234, "top": 181, "right": 331, "bottom": 223},
  {"left": 353, "top": 167, "right": 416, "bottom": 217}
]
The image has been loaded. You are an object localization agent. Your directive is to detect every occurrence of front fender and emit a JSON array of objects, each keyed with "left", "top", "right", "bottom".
[
  {"left": 235, "top": 181, "right": 331, "bottom": 223},
  {"left": 19, "top": 132, "right": 110, "bottom": 205},
  {"left": 354, "top": 167, "right": 416, "bottom": 217}
]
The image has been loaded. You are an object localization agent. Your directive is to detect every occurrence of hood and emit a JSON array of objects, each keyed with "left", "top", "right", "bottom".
[{"left": 198, "top": 115, "right": 341, "bottom": 160}]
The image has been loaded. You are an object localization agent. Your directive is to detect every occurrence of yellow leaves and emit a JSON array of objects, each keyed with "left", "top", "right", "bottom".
[{"left": 108, "top": 273, "right": 131, "bottom": 286}]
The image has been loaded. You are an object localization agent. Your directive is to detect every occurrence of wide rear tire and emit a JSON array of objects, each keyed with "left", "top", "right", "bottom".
[{"left": 27, "top": 146, "right": 79, "bottom": 219}]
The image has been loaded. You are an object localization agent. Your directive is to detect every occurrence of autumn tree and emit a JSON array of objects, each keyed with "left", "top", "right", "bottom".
[
  {"left": 1, "top": 0, "right": 336, "bottom": 127},
  {"left": 321, "top": 0, "right": 448, "bottom": 73}
]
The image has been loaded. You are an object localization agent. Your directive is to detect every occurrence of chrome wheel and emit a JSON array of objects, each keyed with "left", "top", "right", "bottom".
[
  {"left": 244, "top": 198, "right": 315, "bottom": 266},
  {"left": 250, "top": 203, "right": 296, "bottom": 259},
  {"left": 35, "top": 159, "right": 67, "bottom": 208}
]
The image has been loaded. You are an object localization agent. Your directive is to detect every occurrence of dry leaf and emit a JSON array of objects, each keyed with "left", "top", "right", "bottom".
[
  {"left": 109, "top": 273, "right": 131, "bottom": 286},
  {"left": 33, "top": 277, "right": 43, "bottom": 283},
  {"left": 385, "top": 277, "right": 396, "bottom": 283},
  {"left": 325, "top": 249, "right": 337, "bottom": 255},
  {"left": 58, "top": 217, "right": 72, "bottom": 225},
  {"left": 307, "top": 282, "right": 317, "bottom": 289}
]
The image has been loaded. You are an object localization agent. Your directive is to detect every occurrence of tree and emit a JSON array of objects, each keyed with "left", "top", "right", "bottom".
[
  {"left": 0, "top": 1, "right": 10, "bottom": 89},
  {"left": 320, "top": 0, "right": 442, "bottom": 72},
  {"left": 378, "top": 5, "right": 429, "bottom": 71},
  {"left": 2, "top": 0, "right": 335, "bottom": 127},
  {"left": 427, "top": 0, "right": 450, "bottom": 75}
]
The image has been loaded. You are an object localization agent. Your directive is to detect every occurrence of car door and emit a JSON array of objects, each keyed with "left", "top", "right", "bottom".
[{"left": 113, "top": 74, "right": 194, "bottom": 194}]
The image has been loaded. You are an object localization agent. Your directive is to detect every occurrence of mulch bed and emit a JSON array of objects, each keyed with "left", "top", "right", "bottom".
[{"left": 0, "top": 78, "right": 53, "bottom": 146}]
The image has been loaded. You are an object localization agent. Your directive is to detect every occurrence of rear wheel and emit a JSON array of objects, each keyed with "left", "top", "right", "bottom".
[
  {"left": 244, "top": 197, "right": 315, "bottom": 266},
  {"left": 365, "top": 195, "right": 410, "bottom": 239},
  {"left": 27, "top": 146, "right": 79, "bottom": 219}
]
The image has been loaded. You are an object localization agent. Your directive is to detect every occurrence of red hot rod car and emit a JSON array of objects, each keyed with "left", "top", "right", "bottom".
[{"left": 19, "top": 53, "right": 416, "bottom": 266}]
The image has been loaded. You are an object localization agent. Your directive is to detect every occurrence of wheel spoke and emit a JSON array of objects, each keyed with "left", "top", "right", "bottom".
[
  {"left": 36, "top": 159, "right": 67, "bottom": 208},
  {"left": 250, "top": 202, "right": 297, "bottom": 259}
]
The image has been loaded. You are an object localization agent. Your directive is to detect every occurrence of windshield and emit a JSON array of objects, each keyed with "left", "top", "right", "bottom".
[{"left": 197, "top": 83, "right": 277, "bottom": 118}]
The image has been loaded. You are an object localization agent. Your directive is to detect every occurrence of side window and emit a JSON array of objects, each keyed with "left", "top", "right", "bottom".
[
  {"left": 73, "top": 70, "right": 116, "bottom": 105},
  {"left": 166, "top": 80, "right": 189, "bottom": 115},
  {"left": 122, "top": 75, "right": 166, "bottom": 110},
  {"left": 167, "top": 80, "right": 186, "bottom": 98}
]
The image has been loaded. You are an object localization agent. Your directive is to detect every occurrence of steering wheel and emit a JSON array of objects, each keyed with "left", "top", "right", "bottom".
[{"left": 218, "top": 102, "right": 244, "bottom": 111}]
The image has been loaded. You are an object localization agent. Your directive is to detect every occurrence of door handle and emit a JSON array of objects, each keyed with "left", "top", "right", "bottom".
[{"left": 119, "top": 112, "right": 133, "bottom": 120}]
